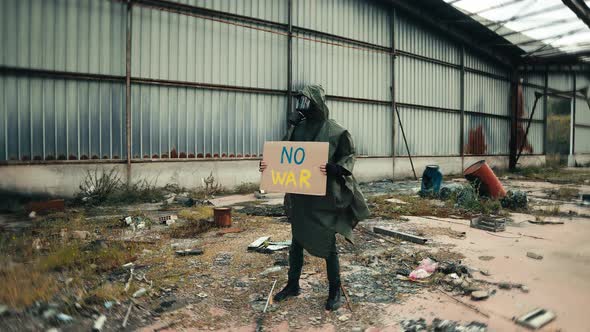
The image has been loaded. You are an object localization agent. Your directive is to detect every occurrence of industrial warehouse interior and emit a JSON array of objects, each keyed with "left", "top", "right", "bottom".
[{"left": 1, "top": 0, "right": 590, "bottom": 331}]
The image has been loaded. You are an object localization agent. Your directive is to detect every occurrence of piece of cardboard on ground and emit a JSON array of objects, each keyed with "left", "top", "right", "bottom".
[{"left": 260, "top": 141, "right": 329, "bottom": 196}]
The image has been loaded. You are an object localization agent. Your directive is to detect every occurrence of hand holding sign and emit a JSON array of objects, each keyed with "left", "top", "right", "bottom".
[{"left": 260, "top": 142, "right": 329, "bottom": 196}]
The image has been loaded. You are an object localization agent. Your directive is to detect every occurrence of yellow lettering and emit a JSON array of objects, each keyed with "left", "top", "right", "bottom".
[
  {"left": 299, "top": 169, "right": 311, "bottom": 188},
  {"left": 285, "top": 171, "right": 297, "bottom": 187},
  {"left": 271, "top": 170, "right": 287, "bottom": 185}
]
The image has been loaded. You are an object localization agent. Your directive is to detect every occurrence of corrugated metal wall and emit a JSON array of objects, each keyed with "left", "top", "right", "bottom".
[
  {"left": 1, "top": 75, "right": 126, "bottom": 161},
  {"left": 5, "top": 0, "right": 583, "bottom": 165},
  {"left": 2, "top": 0, "right": 126, "bottom": 75},
  {"left": 575, "top": 73, "right": 590, "bottom": 153}
]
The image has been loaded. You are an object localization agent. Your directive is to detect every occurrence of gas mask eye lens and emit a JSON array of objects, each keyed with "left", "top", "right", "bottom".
[{"left": 295, "top": 96, "right": 311, "bottom": 112}]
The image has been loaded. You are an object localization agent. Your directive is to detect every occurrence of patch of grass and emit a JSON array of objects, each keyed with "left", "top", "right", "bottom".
[
  {"left": 545, "top": 187, "right": 579, "bottom": 200},
  {"left": 368, "top": 195, "right": 460, "bottom": 219},
  {"left": 507, "top": 166, "right": 590, "bottom": 184},
  {"left": 86, "top": 282, "right": 125, "bottom": 303},
  {"left": 168, "top": 219, "right": 214, "bottom": 238},
  {"left": 39, "top": 242, "right": 141, "bottom": 272},
  {"left": 232, "top": 182, "right": 259, "bottom": 195},
  {"left": 0, "top": 262, "right": 57, "bottom": 309},
  {"left": 178, "top": 206, "right": 214, "bottom": 221}
]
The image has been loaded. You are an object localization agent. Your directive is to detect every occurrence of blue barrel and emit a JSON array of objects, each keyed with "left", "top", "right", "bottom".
[{"left": 420, "top": 165, "right": 443, "bottom": 197}]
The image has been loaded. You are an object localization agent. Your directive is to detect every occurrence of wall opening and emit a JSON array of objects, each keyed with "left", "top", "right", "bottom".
[{"left": 546, "top": 96, "right": 572, "bottom": 167}]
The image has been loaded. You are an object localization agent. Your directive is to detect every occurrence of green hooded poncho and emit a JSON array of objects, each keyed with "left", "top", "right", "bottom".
[{"left": 284, "top": 85, "right": 370, "bottom": 258}]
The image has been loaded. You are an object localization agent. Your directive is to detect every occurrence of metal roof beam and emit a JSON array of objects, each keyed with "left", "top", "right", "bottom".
[{"left": 562, "top": 0, "right": 590, "bottom": 29}]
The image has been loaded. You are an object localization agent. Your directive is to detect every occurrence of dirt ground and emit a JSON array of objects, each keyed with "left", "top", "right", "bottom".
[{"left": 0, "top": 167, "right": 589, "bottom": 331}]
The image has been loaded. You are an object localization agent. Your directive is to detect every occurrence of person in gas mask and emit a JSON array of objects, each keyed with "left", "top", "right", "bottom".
[{"left": 259, "top": 85, "right": 370, "bottom": 311}]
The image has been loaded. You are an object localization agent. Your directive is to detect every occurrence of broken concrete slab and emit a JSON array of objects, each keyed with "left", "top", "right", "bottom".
[
  {"left": 471, "top": 290, "right": 489, "bottom": 301},
  {"left": 248, "top": 236, "right": 270, "bottom": 250},
  {"left": 526, "top": 252, "right": 543, "bottom": 260},
  {"left": 373, "top": 227, "right": 428, "bottom": 244},
  {"left": 514, "top": 308, "right": 556, "bottom": 330}
]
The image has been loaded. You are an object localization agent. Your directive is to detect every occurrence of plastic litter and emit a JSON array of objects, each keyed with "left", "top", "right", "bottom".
[{"left": 409, "top": 258, "right": 438, "bottom": 281}]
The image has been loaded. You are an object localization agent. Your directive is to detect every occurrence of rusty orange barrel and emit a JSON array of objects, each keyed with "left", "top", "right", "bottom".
[
  {"left": 213, "top": 207, "right": 232, "bottom": 227},
  {"left": 463, "top": 160, "right": 506, "bottom": 199}
]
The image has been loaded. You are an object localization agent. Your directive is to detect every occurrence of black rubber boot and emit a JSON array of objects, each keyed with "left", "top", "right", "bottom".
[
  {"left": 325, "top": 281, "right": 342, "bottom": 311},
  {"left": 273, "top": 279, "right": 301, "bottom": 302}
]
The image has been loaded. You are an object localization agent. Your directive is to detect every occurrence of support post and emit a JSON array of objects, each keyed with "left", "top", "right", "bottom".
[
  {"left": 509, "top": 69, "right": 520, "bottom": 170},
  {"left": 125, "top": 0, "right": 133, "bottom": 183},
  {"left": 543, "top": 66, "right": 548, "bottom": 155},
  {"left": 390, "top": 8, "right": 397, "bottom": 180},
  {"left": 287, "top": 0, "right": 293, "bottom": 121},
  {"left": 572, "top": 68, "right": 576, "bottom": 155},
  {"left": 460, "top": 45, "right": 465, "bottom": 170}
]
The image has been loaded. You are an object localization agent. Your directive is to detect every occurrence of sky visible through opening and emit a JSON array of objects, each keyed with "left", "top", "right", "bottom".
[{"left": 445, "top": 0, "right": 590, "bottom": 59}]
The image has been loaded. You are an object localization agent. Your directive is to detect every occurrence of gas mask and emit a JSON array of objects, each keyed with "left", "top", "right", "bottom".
[{"left": 295, "top": 95, "right": 312, "bottom": 114}]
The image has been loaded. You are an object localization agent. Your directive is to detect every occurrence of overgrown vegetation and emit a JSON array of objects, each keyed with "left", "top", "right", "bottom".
[
  {"left": 168, "top": 206, "right": 215, "bottom": 238},
  {"left": 545, "top": 187, "right": 580, "bottom": 200},
  {"left": 0, "top": 211, "right": 149, "bottom": 310},
  {"left": 76, "top": 168, "right": 165, "bottom": 205},
  {"left": 505, "top": 166, "right": 590, "bottom": 184}
]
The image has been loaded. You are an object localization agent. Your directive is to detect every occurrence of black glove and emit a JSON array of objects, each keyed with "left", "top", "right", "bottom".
[
  {"left": 288, "top": 110, "right": 305, "bottom": 126},
  {"left": 325, "top": 163, "right": 350, "bottom": 177}
]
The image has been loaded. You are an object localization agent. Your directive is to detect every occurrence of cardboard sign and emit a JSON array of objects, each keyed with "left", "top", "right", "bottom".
[{"left": 260, "top": 141, "right": 329, "bottom": 196}]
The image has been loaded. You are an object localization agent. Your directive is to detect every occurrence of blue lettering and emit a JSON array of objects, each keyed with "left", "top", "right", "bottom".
[
  {"left": 294, "top": 147, "right": 305, "bottom": 165},
  {"left": 280, "top": 146, "right": 293, "bottom": 164}
]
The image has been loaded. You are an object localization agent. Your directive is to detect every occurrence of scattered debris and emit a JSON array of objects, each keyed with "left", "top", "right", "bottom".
[
  {"left": 373, "top": 227, "right": 428, "bottom": 245},
  {"left": 439, "top": 183, "right": 465, "bottom": 200},
  {"left": 470, "top": 215, "right": 506, "bottom": 232},
  {"left": 92, "top": 314, "right": 107, "bottom": 332},
  {"left": 526, "top": 252, "right": 543, "bottom": 260},
  {"left": 56, "top": 313, "right": 74, "bottom": 323},
  {"left": 122, "top": 303, "right": 133, "bottom": 328},
  {"left": 438, "top": 289, "right": 490, "bottom": 318},
  {"left": 122, "top": 216, "right": 148, "bottom": 231},
  {"left": 514, "top": 308, "right": 556, "bottom": 330},
  {"left": 479, "top": 270, "right": 491, "bottom": 276},
  {"left": 338, "top": 314, "right": 351, "bottom": 322},
  {"left": 581, "top": 193, "right": 590, "bottom": 206},
  {"left": 528, "top": 220, "right": 564, "bottom": 225},
  {"left": 175, "top": 248, "right": 204, "bottom": 256},
  {"left": 471, "top": 290, "right": 489, "bottom": 301},
  {"left": 409, "top": 258, "right": 438, "bottom": 281},
  {"left": 260, "top": 266, "right": 282, "bottom": 276},
  {"left": 247, "top": 236, "right": 291, "bottom": 253},
  {"left": 501, "top": 190, "right": 528, "bottom": 210},
  {"left": 159, "top": 214, "right": 178, "bottom": 225},
  {"left": 254, "top": 190, "right": 267, "bottom": 199},
  {"left": 133, "top": 288, "right": 147, "bottom": 298},
  {"left": 401, "top": 318, "right": 487, "bottom": 332},
  {"left": 71, "top": 230, "right": 92, "bottom": 240},
  {"left": 28, "top": 211, "right": 36, "bottom": 218}
]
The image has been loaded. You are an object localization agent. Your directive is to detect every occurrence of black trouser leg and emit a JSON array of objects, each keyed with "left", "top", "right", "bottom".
[
  {"left": 325, "top": 248, "right": 340, "bottom": 285},
  {"left": 288, "top": 239, "right": 304, "bottom": 281}
]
